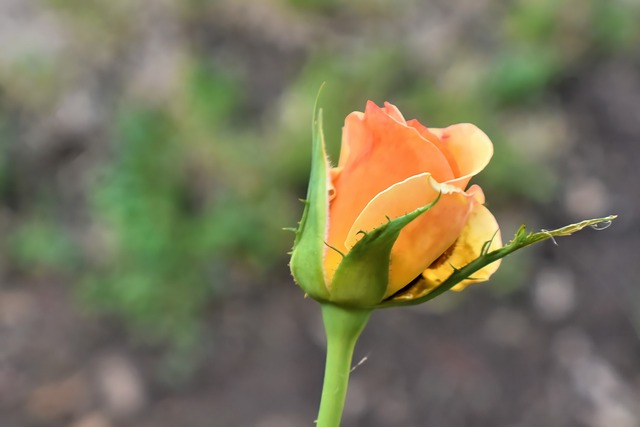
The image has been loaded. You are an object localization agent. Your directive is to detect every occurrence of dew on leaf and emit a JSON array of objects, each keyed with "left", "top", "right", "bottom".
[{"left": 590, "top": 220, "right": 612, "bottom": 231}]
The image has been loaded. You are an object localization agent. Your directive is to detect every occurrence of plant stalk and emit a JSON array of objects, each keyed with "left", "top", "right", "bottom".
[{"left": 316, "top": 303, "right": 372, "bottom": 427}]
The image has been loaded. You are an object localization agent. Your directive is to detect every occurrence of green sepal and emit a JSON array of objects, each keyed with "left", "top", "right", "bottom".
[
  {"left": 329, "top": 194, "right": 441, "bottom": 308},
  {"left": 289, "top": 93, "right": 331, "bottom": 301},
  {"left": 378, "top": 214, "right": 617, "bottom": 308}
]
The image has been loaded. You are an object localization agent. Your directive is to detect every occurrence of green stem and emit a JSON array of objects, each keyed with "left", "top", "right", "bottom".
[{"left": 316, "top": 303, "right": 372, "bottom": 427}]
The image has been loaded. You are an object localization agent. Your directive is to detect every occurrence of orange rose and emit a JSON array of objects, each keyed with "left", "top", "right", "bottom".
[
  {"left": 325, "top": 101, "right": 502, "bottom": 299},
  {"left": 290, "top": 100, "right": 503, "bottom": 307},
  {"left": 290, "top": 99, "right": 616, "bottom": 427}
]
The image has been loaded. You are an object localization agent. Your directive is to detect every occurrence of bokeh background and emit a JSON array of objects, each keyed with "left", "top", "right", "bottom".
[{"left": 1, "top": 0, "right": 639, "bottom": 426}]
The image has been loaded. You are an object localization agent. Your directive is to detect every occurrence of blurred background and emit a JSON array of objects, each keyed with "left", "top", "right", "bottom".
[{"left": 0, "top": 0, "right": 639, "bottom": 426}]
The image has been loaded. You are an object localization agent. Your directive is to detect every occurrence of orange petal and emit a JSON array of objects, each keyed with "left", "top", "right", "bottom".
[
  {"left": 466, "top": 184, "right": 485, "bottom": 204},
  {"left": 328, "top": 167, "right": 342, "bottom": 202},
  {"left": 382, "top": 101, "right": 407, "bottom": 124},
  {"left": 326, "top": 102, "right": 455, "bottom": 271},
  {"left": 336, "top": 112, "right": 364, "bottom": 168},
  {"left": 422, "top": 203, "right": 502, "bottom": 291},
  {"left": 342, "top": 173, "right": 477, "bottom": 296},
  {"left": 407, "top": 119, "right": 461, "bottom": 177},
  {"left": 428, "top": 124, "right": 494, "bottom": 189}
]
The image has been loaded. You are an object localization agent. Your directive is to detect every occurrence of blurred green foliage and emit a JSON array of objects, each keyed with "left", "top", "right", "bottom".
[
  {"left": 81, "top": 62, "right": 294, "bottom": 355},
  {"left": 86, "top": 106, "right": 209, "bottom": 344},
  {"left": 1, "top": 0, "right": 638, "bottom": 369},
  {"left": 8, "top": 219, "right": 77, "bottom": 273}
]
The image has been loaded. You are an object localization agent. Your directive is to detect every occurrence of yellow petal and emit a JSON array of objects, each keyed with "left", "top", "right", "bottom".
[
  {"left": 422, "top": 203, "right": 502, "bottom": 291},
  {"left": 343, "top": 173, "right": 477, "bottom": 296}
]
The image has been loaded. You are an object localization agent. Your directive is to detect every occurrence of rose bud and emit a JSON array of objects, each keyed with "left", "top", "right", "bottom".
[{"left": 290, "top": 101, "right": 503, "bottom": 308}]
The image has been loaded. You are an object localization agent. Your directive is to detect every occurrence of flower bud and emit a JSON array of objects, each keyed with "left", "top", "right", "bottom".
[{"left": 290, "top": 101, "right": 504, "bottom": 308}]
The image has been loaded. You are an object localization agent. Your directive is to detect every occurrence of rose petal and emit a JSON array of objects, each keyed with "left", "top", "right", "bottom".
[
  {"left": 336, "top": 112, "right": 364, "bottom": 169},
  {"left": 326, "top": 102, "right": 456, "bottom": 279},
  {"left": 407, "top": 119, "right": 461, "bottom": 177},
  {"left": 341, "top": 173, "right": 477, "bottom": 296},
  {"left": 466, "top": 183, "right": 485, "bottom": 204},
  {"left": 428, "top": 123, "right": 494, "bottom": 189},
  {"left": 422, "top": 203, "right": 502, "bottom": 290},
  {"left": 382, "top": 101, "right": 407, "bottom": 124}
]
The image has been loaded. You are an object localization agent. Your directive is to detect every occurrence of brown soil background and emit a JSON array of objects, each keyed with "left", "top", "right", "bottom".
[{"left": 1, "top": 1, "right": 639, "bottom": 426}]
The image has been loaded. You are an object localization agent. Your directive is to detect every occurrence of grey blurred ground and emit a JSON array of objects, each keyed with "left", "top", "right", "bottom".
[{"left": 1, "top": 0, "right": 640, "bottom": 426}]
